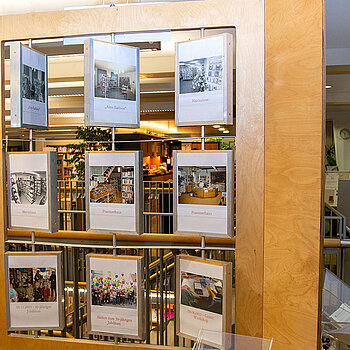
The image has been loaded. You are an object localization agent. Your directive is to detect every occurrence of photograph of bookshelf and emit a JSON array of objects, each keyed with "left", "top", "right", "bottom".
[
  {"left": 121, "top": 167, "right": 134, "bottom": 204},
  {"left": 89, "top": 166, "right": 134, "bottom": 205},
  {"left": 10, "top": 171, "right": 47, "bottom": 205}
]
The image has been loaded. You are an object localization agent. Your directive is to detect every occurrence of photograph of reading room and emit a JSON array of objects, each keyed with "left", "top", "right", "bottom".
[{"left": 178, "top": 166, "right": 226, "bottom": 206}]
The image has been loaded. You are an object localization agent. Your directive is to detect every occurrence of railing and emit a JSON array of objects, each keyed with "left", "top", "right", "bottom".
[
  {"left": 324, "top": 203, "right": 347, "bottom": 239},
  {"left": 57, "top": 180, "right": 174, "bottom": 234}
]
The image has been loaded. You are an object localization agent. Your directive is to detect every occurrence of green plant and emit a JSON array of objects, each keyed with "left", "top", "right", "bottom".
[
  {"left": 220, "top": 141, "right": 235, "bottom": 150},
  {"left": 67, "top": 126, "right": 112, "bottom": 180},
  {"left": 326, "top": 143, "right": 337, "bottom": 167}
]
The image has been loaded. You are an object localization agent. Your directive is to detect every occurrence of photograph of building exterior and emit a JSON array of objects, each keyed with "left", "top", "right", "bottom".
[
  {"left": 21, "top": 64, "right": 46, "bottom": 103},
  {"left": 95, "top": 60, "right": 136, "bottom": 101},
  {"left": 178, "top": 166, "right": 226, "bottom": 205},
  {"left": 10, "top": 171, "right": 47, "bottom": 205},
  {"left": 179, "top": 56, "right": 222, "bottom": 94},
  {"left": 89, "top": 166, "right": 134, "bottom": 204}
]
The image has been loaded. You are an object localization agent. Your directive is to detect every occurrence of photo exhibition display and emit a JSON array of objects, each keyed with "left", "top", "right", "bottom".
[
  {"left": 173, "top": 150, "right": 234, "bottom": 238},
  {"left": 86, "top": 254, "right": 144, "bottom": 339},
  {"left": 175, "top": 34, "right": 233, "bottom": 126},
  {"left": 7, "top": 152, "right": 58, "bottom": 233},
  {"left": 176, "top": 255, "right": 232, "bottom": 346},
  {"left": 85, "top": 151, "right": 143, "bottom": 234},
  {"left": 5, "top": 252, "right": 64, "bottom": 330},
  {"left": 10, "top": 42, "right": 48, "bottom": 129},
  {"left": 84, "top": 39, "right": 140, "bottom": 127}
]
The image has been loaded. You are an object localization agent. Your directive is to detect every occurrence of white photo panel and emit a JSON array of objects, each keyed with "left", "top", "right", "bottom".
[
  {"left": 173, "top": 150, "right": 234, "bottom": 238},
  {"left": 10, "top": 42, "right": 48, "bottom": 129},
  {"left": 86, "top": 254, "right": 144, "bottom": 339},
  {"left": 5, "top": 252, "right": 64, "bottom": 331},
  {"left": 85, "top": 151, "right": 143, "bottom": 234},
  {"left": 84, "top": 39, "right": 140, "bottom": 127},
  {"left": 175, "top": 33, "right": 233, "bottom": 126},
  {"left": 176, "top": 255, "right": 232, "bottom": 346},
  {"left": 7, "top": 152, "right": 58, "bottom": 233}
]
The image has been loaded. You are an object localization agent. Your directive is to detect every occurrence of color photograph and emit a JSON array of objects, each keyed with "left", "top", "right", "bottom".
[
  {"left": 10, "top": 171, "right": 47, "bottom": 205},
  {"left": 180, "top": 271, "right": 223, "bottom": 315},
  {"left": 21, "top": 64, "right": 46, "bottom": 103},
  {"left": 89, "top": 166, "right": 134, "bottom": 204},
  {"left": 95, "top": 60, "right": 136, "bottom": 101},
  {"left": 90, "top": 269, "right": 137, "bottom": 309},
  {"left": 179, "top": 56, "right": 222, "bottom": 94},
  {"left": 178, "top": 166, "right": 226, "bottom": 206},
  {"left": 9, "top": 267, "right": 57, "bottom": 303}
]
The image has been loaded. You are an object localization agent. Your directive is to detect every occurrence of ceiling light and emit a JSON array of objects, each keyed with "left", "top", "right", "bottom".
[
  {"left": 219, "top": 128, "right": 225, "bottom": 131},
  {"left": 213, "top": 125, "right": 221, "bottom": 128},
  {"left": 326, "top": 85, "right": 332, "bottom": 89},
  {"left": 223, "top": 130, "right": 230, "bottom": 134}
]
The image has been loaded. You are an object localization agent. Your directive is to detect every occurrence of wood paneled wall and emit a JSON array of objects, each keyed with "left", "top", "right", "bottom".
[
  {"left": 0, "top": 0, "right": 324, "bottom": 349},
  {"left": 264, "top": 1, "right": 324, "bottom": 348}
]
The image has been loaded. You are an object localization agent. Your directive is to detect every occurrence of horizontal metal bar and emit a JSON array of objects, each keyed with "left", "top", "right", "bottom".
[
  {"left": 58, "top": 210, "right": 86, "bottom": 214},
  {"left": 143, "top": 212, "right": 173, "bottom": 216},
  {"left": 325, "top": 216, "right": 342, "bottom": 220},
  {"left": 6, "top": 238, "right": 235, "bottom": 251}
]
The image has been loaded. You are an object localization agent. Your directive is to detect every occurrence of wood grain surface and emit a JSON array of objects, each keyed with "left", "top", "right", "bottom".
[{"left": 264, "top": 0, "right": 324, "bottom": 349}]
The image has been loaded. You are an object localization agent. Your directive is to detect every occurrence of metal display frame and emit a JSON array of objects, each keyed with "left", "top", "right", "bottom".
[
  {"left": 85, "top": 151, "right": 143, "bottom": 235},
  {"left": 84, "top": 38, "right": 140, "bottom": 128},
  {"left": 175, "top": 254, "right": 232, "bottom": 346},
  {"left": 86, "top": 253, "right": 145, "bottom": 340},
  {"left": 175, "top": 33, "right": 234, "bottom": 127},
  {"left": 10, "top": 42, "right": 49, "bottom": 129},
  {"left": 173, "top": 150, "right": 234, "bottom": 238},
  {"left": 4, "top": 251, "right": 64, "bottom": 331},
  {"left": 7, "top": 151, "right": 58, "bottom": 233}
]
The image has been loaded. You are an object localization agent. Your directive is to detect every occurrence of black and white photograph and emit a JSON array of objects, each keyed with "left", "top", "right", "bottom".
[
  {"left": 10, "top": 171, "right": 47, "bottom": 205},
  {"left": 90, "top": 269, "right": 137, "bottom": 309},
  {"left": 9, "top": 267, "right": 57, "bottom": 303},
  {"left": 89, "top": 166, "right": 134, "bottom": 204},
  {"left": 95, "top": 60, "right": 136, "bottom": 101},
  {"left": 180, "top": 271, "right": 223, "bottom": 315},
  {"left": 178, "top": 166, "right": 226, "bottom": 206},
  {"left": 22, "top": 64, "right": 46, "bottom": 103},
  {"left": 179, "top": 56, "right": 222, "bottom": 94}
]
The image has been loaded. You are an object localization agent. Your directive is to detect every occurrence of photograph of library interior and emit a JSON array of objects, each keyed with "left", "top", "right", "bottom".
[{"left": 0, "top": 0, "right": 340, "bottom": 350}]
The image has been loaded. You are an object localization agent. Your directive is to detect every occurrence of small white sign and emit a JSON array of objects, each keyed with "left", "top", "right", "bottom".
[
  {"left": 10, "top": 43, "right": 48, "bottom": 129},
  {"left": 86, "top": 151, "right": 143, "bottom": 234},
  {"left": 84, "top": 39, "right": 140, "bottom": 128},
  {"left": 175, "top": 34, "right": 233, "bottom": 126}
]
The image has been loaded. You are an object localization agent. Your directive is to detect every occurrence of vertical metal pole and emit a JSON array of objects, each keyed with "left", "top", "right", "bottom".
[
  {"left": 31, "top": 231, "right": 35, "bottom": 252},
  {"left": 111, "top": 127, "right": 115, "bottom": 151},
  {"left": 201, "top": 236, "right": 205, "bottom": 260},
  {"left": 72, "top": 247, "right": 80, "bottom": 338},
  {"left": 145, "top": 249, "right": 150, "bottom": 344},
  {"left": 113, "top": 233, "right": 117, "bottom": 256},
  {"left": 160, "top": 249, "right": 164, "bottom": 345},
  {"left": 200, "top": 28, "right": 206, "bottom": 260}
]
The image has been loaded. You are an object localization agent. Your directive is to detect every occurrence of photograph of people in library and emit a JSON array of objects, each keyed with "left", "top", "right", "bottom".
[
  {"left": 89, "top": 166, "right": 134, "bottom": 204},
  {"left": 178, "top": 166, "right": 226, "bottom": 206},
  {"left": 180, "top": 271, "right": 223, "bottom": 315},
  {"left": 10, "top": 171, "right": 47, "bottom": 205},
  {"left": 9, "top": 267, "right": 57, "bottom": 303},
  {"left": 179, "top": 56, "right": 222, "bottom": 94},
  {"left": 21, "top": 64, "right": 46, "bottom": 103},
  {"left": 95, "top": 60, "right": 136, "bottom": 101},
  {"left": 91, "top": 269, "right": 137, "bottom": 309}
]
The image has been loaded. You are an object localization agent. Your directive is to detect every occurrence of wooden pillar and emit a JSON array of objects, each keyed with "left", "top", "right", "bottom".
[{"left": 236, "top": 0, "right": 324, "bottom": 349}]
